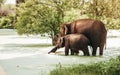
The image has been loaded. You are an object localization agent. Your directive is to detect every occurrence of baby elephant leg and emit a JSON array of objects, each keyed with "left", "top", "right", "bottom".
[
  {"left": 70, "top": 49, "right": 74, "bottom": 55},
  {"left": 70, "top": 49, "right": 79, "bottom": 55},
  {"left": 74, "top": 50, "right": 79, "bottom": 55},
  {"left": 65, "top": 45, "right": 69, "bottom": 56},
  {"left": 83, "top": 47, "right": 90, "bottom": 56}
]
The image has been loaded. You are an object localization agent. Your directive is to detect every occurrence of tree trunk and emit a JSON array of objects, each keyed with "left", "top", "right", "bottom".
[
  {"left": 52, "top": 37, "right": 58, "bottom": 45},
  {"left": 51, "top": 31, "right": 58, "bottom": 45}
]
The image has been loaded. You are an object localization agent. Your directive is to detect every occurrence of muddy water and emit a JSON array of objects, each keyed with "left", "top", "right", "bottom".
[{"left": 0, "top": 29, "right": 120, "bottom": 75}]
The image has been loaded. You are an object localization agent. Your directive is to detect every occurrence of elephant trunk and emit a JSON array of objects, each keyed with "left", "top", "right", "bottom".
[{"left": 48, "top": 45, "right": 59, "bottom": 54}]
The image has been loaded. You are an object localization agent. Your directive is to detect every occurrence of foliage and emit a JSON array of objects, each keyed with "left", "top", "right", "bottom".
[
  {"left": 16, "top": 0, "right": 64, "bottom": 36},
  {"left": 0, "top": 0, "right": 5, "bottom": 6},
  {"left": 15, "top": 0, "right": 69, "bottom": 45},
  {"left": 16, "top": 0, "right": 84, "bottom": 35},
  {"left": 85, "top": 0, "right": 120, "bottom": 19},
  {"left": 16, "top": 0, "right": 120, "bottom": 33},
  {"left": 15, "top": 0, "right": 86, "bottom": 44},
  {"left": 102, "top": 17, "right": 120, "bottom": 30},
  {"left": 50, "top": 56, "right": 120, "bottom": 75},
  {"left": 14, "top": 0, "right": 120, "bottom": 45},
  {"left": 84, "top": 0, "right": 120, "bottom": 29},
  {"left": 0, "top": 3, "right": 16, "bottom": 29},
  {"left": 0, "top": 14, "right": 15, "bottom": 29}
]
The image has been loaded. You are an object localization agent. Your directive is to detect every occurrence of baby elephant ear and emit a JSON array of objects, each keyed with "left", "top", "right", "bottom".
[
  {"left": 60, "top": 37, "right": 65, "bottom": 46},
  {"left": 60, "top": 23, "right": 69, "bottom": 36}
]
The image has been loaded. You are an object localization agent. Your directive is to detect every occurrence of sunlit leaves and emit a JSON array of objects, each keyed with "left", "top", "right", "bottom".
[
  {"left": 16, "top": 0, "right": 63, "bottom": 36},
  {"left": 16, "top": 0, "right": 120, "bottom": 36}
]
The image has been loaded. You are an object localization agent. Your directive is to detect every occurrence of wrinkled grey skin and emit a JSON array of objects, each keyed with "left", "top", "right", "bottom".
[{"left": 48, "top": 34, "right": 90, "bottom": 56}]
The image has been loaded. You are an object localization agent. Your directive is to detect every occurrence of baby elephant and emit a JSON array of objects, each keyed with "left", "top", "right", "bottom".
[{"left": 48, "top": 34, "right": 90, "bottom": 56}]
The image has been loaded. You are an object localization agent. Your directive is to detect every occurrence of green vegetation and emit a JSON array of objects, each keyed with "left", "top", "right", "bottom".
[
  {"left": 0, "top": 14, "right": 15, "bottom": 28},
  {"left": 50, "top": 56, "right": 120, "bottom": 75},
  {"left": 16, "top": 0, "right": 65, "bottom": 45},
  {"left": 15, "top": 0, "right": 120, "bottom": 45},
  {"left": 0, "top": 2, "right": 16, "bottom": 29},
  {"left": 0, "top": 0, "right": 5, "bottom": 6}
]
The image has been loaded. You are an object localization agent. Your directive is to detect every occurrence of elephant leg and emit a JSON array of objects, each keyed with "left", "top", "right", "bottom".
[
  {"left": 70, "top": 49, "right": 74, "bottom": 55},
  {"left": 65, "top": 39, "right": 70, "bottom": 56},
  {"left": 65, "top": 45, "right": 69, "bottom": 56},
  {"left": 65, "top": 49, "right": 69, "bottom": 56},
  {"left": 99, "top": 35, "right": 106, "bottom": 56},
  {"left": 92, "top": 46, "right": 97, "bottom": 56},
  {"left": 99, "top": 44, "right": 104, "bottom": 56},
  {"left": 74, "top": 50, "right": 79, "bottom": 55},
  {"left": 84, "top": 47, "right": 90, "bottom": 56}
]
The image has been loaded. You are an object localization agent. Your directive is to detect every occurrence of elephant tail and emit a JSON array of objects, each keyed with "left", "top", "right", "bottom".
[
  {"left": 104, "top": 38, "right": 107, "bottom": 50},
  {"left": 103, "top": 31, "right": 107, "bottom": 50}
]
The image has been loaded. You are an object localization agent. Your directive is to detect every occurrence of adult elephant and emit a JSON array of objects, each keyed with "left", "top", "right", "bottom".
[{"left": 59, "top": 19, "right": 107, "bottom": 56}]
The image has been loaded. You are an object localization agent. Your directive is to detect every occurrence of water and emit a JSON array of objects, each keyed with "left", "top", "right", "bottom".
[{"left": 0, "top": 29, "right": 120, "bottom": 75}]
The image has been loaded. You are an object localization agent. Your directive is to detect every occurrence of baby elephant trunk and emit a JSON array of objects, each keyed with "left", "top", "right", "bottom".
[{"left": 48, "top": 45, "right": 58, "bottom": 54}]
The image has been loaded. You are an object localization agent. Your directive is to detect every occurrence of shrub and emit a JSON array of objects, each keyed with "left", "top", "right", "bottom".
[
  {"left": 0, "top": 14, "right": 15, "bottom": 29},
  {"left": 50, "top": 56, "right": 120, "bottom": 75}
]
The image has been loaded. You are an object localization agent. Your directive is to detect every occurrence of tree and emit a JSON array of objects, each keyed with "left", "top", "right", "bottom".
[
  {"left": 16, "top": 0, "right": 65, "bottom": 45},
  {"left": 0, "top": 0, "right": 5, "bottom": 7},
  {"left": 16, "top": 0, "right": 86, "bottom": 45},
  {"left": 16, "top": 0, "right": 25, "bottom": 6},
  {"left": 15, "top": 0, "right": 119, "bottom": 45},
  {"left": 86, "top": 0, "right": 120, "bottom": 19},
  {"left": 0, "top": 14, "right": 15, "bottom": 29}
]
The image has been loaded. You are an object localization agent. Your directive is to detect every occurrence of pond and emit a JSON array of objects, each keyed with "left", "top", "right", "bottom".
[{"left": 0, "top": 29, "right": 120, "bottom": 75}]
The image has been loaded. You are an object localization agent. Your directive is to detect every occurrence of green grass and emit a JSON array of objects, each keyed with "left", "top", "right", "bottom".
[{"left": 50, "top": 56, "right": 120, "bottom": 75}]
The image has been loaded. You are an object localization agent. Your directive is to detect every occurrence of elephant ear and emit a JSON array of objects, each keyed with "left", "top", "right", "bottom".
[
  {"left": 63, "top": 24, "right": 68, "bottom": 35},
  {"left": 60, "top": 23, "right": 69, "bottom": 36},
  {"left": 60, "top": 37, "right": 65, "bottom": 47}
]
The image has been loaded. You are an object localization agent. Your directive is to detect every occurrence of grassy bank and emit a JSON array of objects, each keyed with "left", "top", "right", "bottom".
[{"left": 50, "top": 56, "right": 120, "bottom": 75}]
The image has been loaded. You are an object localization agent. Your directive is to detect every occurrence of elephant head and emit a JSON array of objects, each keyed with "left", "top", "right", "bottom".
[
  {"left": 48, "top": 37, "right": 65, "bottom": 54},
  {"left": 57, "top": 37, "right": 65, "bottom": 48}
]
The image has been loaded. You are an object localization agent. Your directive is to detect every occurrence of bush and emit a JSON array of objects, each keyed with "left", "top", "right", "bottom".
[
  {"left": 105, "top": 18, "right": 120, "bottom": 29},
  {"left": 0, "top": 14, "right": 15, "bottom": 29},
  {"left": 50, "top": 56, "right": 120, "bottom": 75}
]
